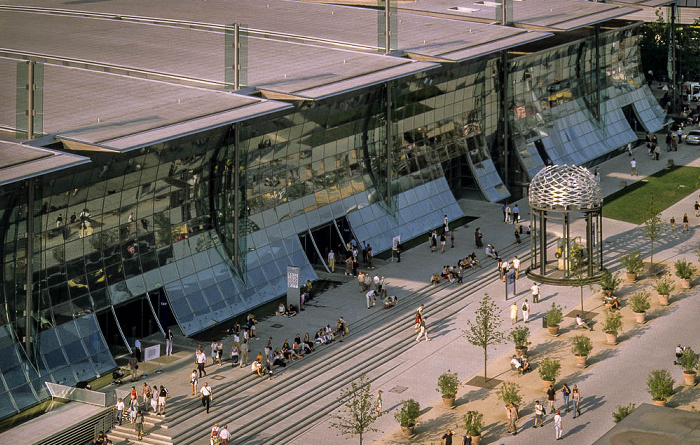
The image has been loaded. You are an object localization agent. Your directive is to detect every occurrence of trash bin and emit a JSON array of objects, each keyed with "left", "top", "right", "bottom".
[{"left": 542, "top": 316, "right": 547, "bottom": 329}]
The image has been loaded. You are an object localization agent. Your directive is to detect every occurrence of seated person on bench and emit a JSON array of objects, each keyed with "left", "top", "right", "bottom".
[
  {"left": 518, "top": 354, "right": 531, "bottom": 373},
  {"left": 510, "top": 355, "right": 523, "bottom": 375},
  {"left": 603, "top": 295, "right": 620, "bottom": 310},
  {"left": 575, "top": 314, "right": 593, "bottom": 331}
]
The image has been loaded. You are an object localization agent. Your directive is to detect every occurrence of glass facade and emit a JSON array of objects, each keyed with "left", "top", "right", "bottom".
[
  {"left": 509, "top": 26, "right": 667, "bottom": 179},
  {"left": 0, "top": 22, "right": 665, "bottom": 420}
]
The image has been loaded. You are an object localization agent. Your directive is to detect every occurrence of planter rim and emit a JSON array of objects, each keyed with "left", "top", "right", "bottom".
[{"left": 683, "top": 371, "right": 697, "bottom": 375}]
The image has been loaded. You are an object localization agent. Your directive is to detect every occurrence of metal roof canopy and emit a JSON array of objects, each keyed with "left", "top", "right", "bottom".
[
  {"left": 397, "top": 0, "right": 640, "bottom": 31},
  {"left": 0, "top": 140, "right": 90, "bottom": 186}
]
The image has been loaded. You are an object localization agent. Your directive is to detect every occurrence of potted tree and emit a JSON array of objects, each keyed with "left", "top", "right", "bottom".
[
  {"left": 436, "top": 370, "right": 460, "bottom": 408},
  {"left": 510, "top": 326, "right": 531, "bottom": 356},
  {"left": 654, "top": 274, "right": 675, "bottom": 306},
  {"left": 463, "top": 410, "right": 484, "bottom": 445},
  {"left": 629, "top": 291, "right": 651, "bottom": 324},
  {"left": 620, "top": 251, "right": 644, "bottom": 282},
  {"left": 674, "top": 259, "right": 695, "bottom": 289},
  {"left": 602, "top": 310, "right": 623, "bottom": 345},
  {"left": 546, "top": 303, "right": 563, "bottom": 336},
  {"left": 394, "top": 399, "right": 420, "bottom": 436},
  {"left": 646, "top": 369, "right": 674, "bottom": 406},
  {"left": 679, "top": 347, "right": 699, "bottom": 386},
  {"left": 538, "top": 357, "right": 561, "bottom": 389},
  {"left": 496, "top": 381, "right": 522, "bottom": 414},
  {"left": 571, "top": 334, "right": 593, "bottom": 368},
  {"left": 599, "top": 270, "right": 621, "bottom": 297}
]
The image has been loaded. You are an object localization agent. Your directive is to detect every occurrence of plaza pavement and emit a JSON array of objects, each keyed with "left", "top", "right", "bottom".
[{"left": 6, "top": 125, "right": 700, "bottom": 445}]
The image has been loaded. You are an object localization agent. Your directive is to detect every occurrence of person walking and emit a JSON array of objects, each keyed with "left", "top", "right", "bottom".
[
  {"left": 561, "top": 383, "right": 571, "bottom": 412},
  {"left": 531, "top": 282, "right": 540, "bottom": 303},
  {"left": 165, "top": 329, "right": 174, "bottom": 356},
  {"left": 415, "top": 316, "right": 429, "bottom": 342},
  {"left": 521, "top": 299, "right": 530, "bottom": 323},
  {"left": 450, "top": 230, "right": 455, "bottom": 248},
  {"left": 216, "top": 340, "right": 224, "bottom": 366},
  {"left": 440, "top": 232, "right": 446, "bottom": 253},
  {"left": 533, "top": 400, "right": 544, "bottom": 428},
  {"left": 190, "top": 369, "right": 198, "bottom": 396},
  {"left": 157, "top": 385, "right": 168, "bottom": 416},
  {"left": 501, "top": 259, "right": 509, "bottom": 281},
  {"left": 376, "top": 390, "right": 383, "bottom": 417},
  {"left": 134, "top": 411, "right": 144, "bottom": 441},
  {"left": 196, "top": 348, "right": 207, "bottom": 377},
  {"left": 546, "top": 384, "right": 557, "bottom": 413},
  {"left": 554, "top": 410, "right": 563, "bottom": 440},
  {"left": 327, "top": 249, "right": 335, "bottom": 273},
  {"left": 512, "top": 204, "right": 520, "bottom": 224},
  {"left": 510, "top": 302, "right": 518, "bottom": 325},
  {"left": 219, "top": 425, "right": 231, "bottom": 445},
  {"left": 474, "top": 227, "right": 483, "bottom": 248},
  {"left": 200, "top": 382, "right": 213, "bottom": 414},
  {"left": 210, "top": 423, "right": 220, "bottom": 445},
  {"left": 506, "top": 403, "right": 519, "bottom": 435},
  {"left": 630, "top": 157, "right": 637, "bottom": 176},
  {"left": 670, "top": 216, "right": 676, "bottom": 232},
  {"left": 695, "top": 201, "right": 699, "bottom": 218},
  {"left": 239, "top": 338, "right": 249, "bottom": 368},
  {"left": 505, "top": 205, "right": 512, "bottom": 223},
  {"left": 512, "top": 256, "right": 520, "bottom": 279},
  {"left": 441, "top": 428, "right": 454, "bottom": 445},
  {"left": 572, "top": 385, "right": 581, "bottom": 418},
  {"left": 114, "top": 398, "right": 124, "bottom": 426},
  {"left": 683, "top": 213, "right": 689, "bottom": 231},
  {"left": 514, "top": 227, "right": 521, "bottom": 244}
]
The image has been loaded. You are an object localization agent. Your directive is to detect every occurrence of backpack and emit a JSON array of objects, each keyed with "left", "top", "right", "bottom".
[
  {"left": 415, "top": 313, "right": 421, "bottom": 324},
  {"left": 522, "top": 303, "right": 528, "bottom": 311}
]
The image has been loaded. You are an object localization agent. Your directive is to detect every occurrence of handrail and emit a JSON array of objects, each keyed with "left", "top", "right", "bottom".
[{"left": 33, "top": 407, "right": 114, "bottom": 445}]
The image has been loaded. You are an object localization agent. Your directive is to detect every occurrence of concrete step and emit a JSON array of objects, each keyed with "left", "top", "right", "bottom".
[{"left": 108, "top": 425, "right": 173, "bottom": 445}]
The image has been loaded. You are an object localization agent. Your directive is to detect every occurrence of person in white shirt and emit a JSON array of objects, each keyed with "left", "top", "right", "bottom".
[
  {"left": 576, "top": 314, "right": 592, "bottom": 331},
  {"left": 196, "top": 349, "right": 207, "bottom": 377},
  {"left": 521, "top": 299, "right": 530, "bottom": 323},
  {"left": 366, "top": 290, "right": 375, "bottom": 309},
  {"left": 200, "top": 382, "right": 213, "bottom": 413},
  {"left": 510, "top": 355, "right": 522, "bottom": 375},
  {"left": 531, "top": 282, "right": 540, "bottom": 303},
  {"left": 512, "top": 256, "right": 521, "bottom": 279},
  {"left": 554, "top": 410, "right": 563, "bottom": 440},
  {"left": 210, "top": 342, "right": 217, "bottom": 365},
  {"left": 114, "top": 398, "right": 125, "bottom": 425},
  {"left": 218, "top": 425, "right": 231, "bottom": 445}
]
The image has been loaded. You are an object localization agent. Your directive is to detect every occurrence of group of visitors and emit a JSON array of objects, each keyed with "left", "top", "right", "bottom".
[
  {"left": 114, "top": 383, "right": 169, "bottom": 440},
  {"left": 341, "top": 238, "right": 375, "bottom": 276}
]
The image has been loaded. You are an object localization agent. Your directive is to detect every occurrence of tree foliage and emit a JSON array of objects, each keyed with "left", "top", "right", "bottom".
[
  {"left": 639, "top": 10, "right": 700, "bottom": 82},
  {"left": 463, "top": 293, "right": 505, "bottom": 380},
  {"left": 330, "top": 374, "right": 379, "bottom": 445},
  {"left": 643, "top": 196, "right": 663, "bottom": 265}
]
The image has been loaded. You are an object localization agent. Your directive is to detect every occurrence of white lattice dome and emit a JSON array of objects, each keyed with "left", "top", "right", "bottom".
[{"left": 529, "top": 165, "right": 602, "bottom": 210}]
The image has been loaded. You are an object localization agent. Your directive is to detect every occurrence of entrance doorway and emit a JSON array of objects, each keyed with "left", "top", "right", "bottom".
[
  {"left": 298, "top": 217, "right": 353, "bottom": 269},
  {"left": 622, "top": 104, "right": 643, "bottom": 133}
]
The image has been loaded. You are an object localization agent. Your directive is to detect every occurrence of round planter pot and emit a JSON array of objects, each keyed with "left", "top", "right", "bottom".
[
  {"left": 548, "top": 325, "right": 560, "bottom": 336},
  {"left": 626, "top": 272, "right": 637, "bottom": 282},
  {"left": 471, "top": 435, "right": 481, "bottom": 445},
  {"left": 605, "top": 333, "right": 617, "bottom": 345},
  {"left": 442, "top": 397, "right": 455, "bottom": 408},
  {"left": 574, "top": 355, "right": 587, "bottom": 368},
  {"left": 683, "top": 371, "right": 696, "bottom": 386},
  {"left": 652, "top": 399, "right": 666, "bottom": 406},
  {"left": 634, "top": 311, "right": 646, "bottom": 324},
  {"left": 401, "top": 425, "right": 415, "bottom": 437},
  {"left": 658, "top": 294, "right": 669, "bottom": 306},
  {"left": 681, "top": 278, "right": 691, "bottom": 289},
  {"left": 542, "top": 379, "right": 555, "bottom": 390}
]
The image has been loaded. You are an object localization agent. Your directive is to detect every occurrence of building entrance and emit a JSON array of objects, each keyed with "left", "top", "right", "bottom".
[{"left": 298, "top": 217, "right": 353, "bottom": 271}]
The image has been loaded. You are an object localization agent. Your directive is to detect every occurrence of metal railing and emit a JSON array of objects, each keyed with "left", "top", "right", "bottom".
[
  {"left": 45, "top": 382, "right": 107, "bottom": 407},
  {"left": 33, "top": 407, "right": 115, "bottom": 445}
]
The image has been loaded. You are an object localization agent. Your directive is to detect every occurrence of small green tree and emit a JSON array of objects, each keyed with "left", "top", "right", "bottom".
[
  {"left": 330, "top": 374, "right": 379, "bottom": 445},
  {"left": 612, "top": 403, "right": 636, "bottom": 423},
  {"left": 463, "top": 293, "right": 505, "bottom": 380},
  {"left": 496, "top": 381, "right": 522, "bottom": 407},
  {"left": 643, "top": 196, "right": 663, "bottom": 265}
]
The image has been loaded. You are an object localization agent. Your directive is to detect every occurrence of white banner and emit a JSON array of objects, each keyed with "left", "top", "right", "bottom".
[
  {"left": 392, "top": 235, "right": 401, "bottom": 249},
  {"left": 144, "top": 344, "right": 161, "bottom": 362}
]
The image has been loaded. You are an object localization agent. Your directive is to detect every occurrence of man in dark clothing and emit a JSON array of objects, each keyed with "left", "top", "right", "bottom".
[{"left": 441, "top": 428, "right": 454, "bottom": 445}]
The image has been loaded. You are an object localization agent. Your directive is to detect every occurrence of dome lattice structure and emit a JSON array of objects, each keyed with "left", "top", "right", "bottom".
[{"left": 529, "top": 165, "right": 602, "bottom": 210}]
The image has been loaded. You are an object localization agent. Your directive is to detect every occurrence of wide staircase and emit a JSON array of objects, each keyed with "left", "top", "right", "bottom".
[{"left": 106, "top": 238, "right": 540, "bottom": 444}]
